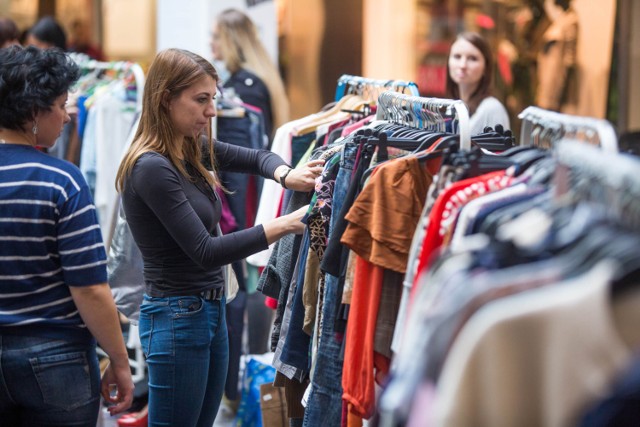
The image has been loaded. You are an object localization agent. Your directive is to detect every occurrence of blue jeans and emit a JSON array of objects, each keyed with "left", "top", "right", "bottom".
[
  {"left": 280, "top": 231, "right": 312, "bottom": 372},
  {"left": 304, "top": 142, "right": 358, "bottom": 426},
  {"left": 139, "top": 294, "right": 228, "bottom": 427},
  {"left": 0, "top": 334, "right": 100, "bottom": 426}
]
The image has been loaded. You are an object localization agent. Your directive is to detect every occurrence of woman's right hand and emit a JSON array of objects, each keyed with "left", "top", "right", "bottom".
[
  {"left": 284, "top": 205, "right": 309, "bottom": 234},
  {"left": 263, "top": 205, "right": 309, "bottom": 244}
]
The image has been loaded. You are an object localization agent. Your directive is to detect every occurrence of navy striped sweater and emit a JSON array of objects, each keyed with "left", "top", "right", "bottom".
[{"left": 0, "top": 144, "right": 107, "bottom": 344}]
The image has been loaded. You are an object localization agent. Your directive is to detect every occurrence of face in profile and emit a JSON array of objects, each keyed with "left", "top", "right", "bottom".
[
  {"left": 448, "top": 38, "right": 486, "bottom": 91},
  {"left": 168, "top": 75, "right": 217, "bottom": 139},
  {"left": 209, "top": 22, "right": 223, "bottom": 61},
  {"left": 35, "top": 93, "right": 71, "bottom": 148}
]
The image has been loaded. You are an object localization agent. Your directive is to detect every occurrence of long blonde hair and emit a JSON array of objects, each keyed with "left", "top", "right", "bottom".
[
  {"left": 215, "top": 8, "right": 289, "bottom": 132},
  {"left": 116, "top": 48, "right": 219, "bottom": 193}
]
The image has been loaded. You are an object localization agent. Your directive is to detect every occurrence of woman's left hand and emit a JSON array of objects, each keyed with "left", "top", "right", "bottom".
[{"left": 276, "top": 159, "right": 325, "bottom": 192}]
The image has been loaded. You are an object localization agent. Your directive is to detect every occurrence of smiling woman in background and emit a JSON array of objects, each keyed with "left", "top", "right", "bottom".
[{"left": 446, "top": 31, "right": 510, "bottom": 135}]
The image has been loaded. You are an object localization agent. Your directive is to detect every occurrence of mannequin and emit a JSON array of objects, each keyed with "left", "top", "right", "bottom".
[{"left": 535, "top": 0, "right": 578, "bottom": 111}]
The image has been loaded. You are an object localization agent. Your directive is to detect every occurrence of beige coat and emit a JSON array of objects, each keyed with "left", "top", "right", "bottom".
[{"left": 535, "top": 9, "right": 579, "bottom": 111}]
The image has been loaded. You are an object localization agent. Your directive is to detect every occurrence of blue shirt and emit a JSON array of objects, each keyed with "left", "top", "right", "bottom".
[{"left": 0, "top": 143, "right": 107, "bottom": 344}]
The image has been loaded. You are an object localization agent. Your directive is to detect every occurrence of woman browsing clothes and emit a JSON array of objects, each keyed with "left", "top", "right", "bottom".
[{"left": 115, "top": 48, "right": 323, "bottom": 427}]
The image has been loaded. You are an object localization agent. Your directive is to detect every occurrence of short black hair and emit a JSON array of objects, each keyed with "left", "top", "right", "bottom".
[
  {"left": 0, "top": 45, "right": 80, "bottom": 130},
  {"left": 29, "top": 16, "right": 67, "bottom": 50}
]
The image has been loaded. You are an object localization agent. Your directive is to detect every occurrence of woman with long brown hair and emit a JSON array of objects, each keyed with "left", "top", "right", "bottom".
[
  {"left": 115, "top": 48, "right": 322, "bottom": 426},
  {"left": 446, "top": 31, "right": 510, "bottom": 134}
]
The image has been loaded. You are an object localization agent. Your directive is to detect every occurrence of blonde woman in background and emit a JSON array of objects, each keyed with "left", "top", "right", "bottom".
[{"left": 211, "top": 8, "right": 289, "bottom": 139}]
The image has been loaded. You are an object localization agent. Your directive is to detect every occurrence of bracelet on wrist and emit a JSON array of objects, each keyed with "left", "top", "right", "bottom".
[{"left": 280, "top": 167, "right": 292, "bottom": 189}]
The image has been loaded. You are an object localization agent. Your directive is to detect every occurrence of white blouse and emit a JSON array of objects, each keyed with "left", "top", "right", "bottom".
[{"left": 470, "top": 96, "right": 510, "bottom": 135}]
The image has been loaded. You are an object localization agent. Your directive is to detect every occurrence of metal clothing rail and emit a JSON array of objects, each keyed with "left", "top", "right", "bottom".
[
  {"left": 69, "top": 52, "right": 145, "bottom": 113},
  {"left": 555, "top": 139, "right": 640, "bottom": 229},
  {"left": 334, "top": 74, "right": 420, "bottom": 102},
  {"left": 375, "top": 91, "right": 471, "bottom": 151},
  {"left": 518, "top": 106, "right": 618, "bottom": 153}
]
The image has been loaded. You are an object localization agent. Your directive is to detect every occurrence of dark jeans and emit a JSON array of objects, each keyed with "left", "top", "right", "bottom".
[
  {"left": 139, "top": 294, "right": 228, "bottom": 427},
  {"left": 303, "top": 142, "right": 359, "bottom": 426},
  {"left": 0, "top": 335, "right": 100, "bottom": 427},
  {"left": 280, "top": 231, "right": 312, "bottom": 371}
]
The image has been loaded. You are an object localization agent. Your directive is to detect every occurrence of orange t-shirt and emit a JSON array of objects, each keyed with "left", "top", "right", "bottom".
[{"left": 341, "top": 156, "right": 436, "bottom": 273}]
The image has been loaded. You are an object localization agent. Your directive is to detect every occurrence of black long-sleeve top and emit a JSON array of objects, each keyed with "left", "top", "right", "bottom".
[
  {"left": 225, "top": 69, "right": 273, "bottom": 137},
  {"left": 122, "top": 139, "right": 287, "bottom": 296}
]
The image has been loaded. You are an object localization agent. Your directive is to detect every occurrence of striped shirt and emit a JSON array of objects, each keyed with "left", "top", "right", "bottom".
[{"left": 0, "top": 144, "right": 107, "bottom": 344}]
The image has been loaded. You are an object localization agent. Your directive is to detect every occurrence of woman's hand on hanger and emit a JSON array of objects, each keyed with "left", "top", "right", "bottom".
[{"left": 275, "top": 159, "right": 325, "bottom": 192}]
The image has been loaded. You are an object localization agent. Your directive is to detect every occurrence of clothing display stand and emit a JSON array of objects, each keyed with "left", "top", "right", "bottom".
[
  {"left": 518, "top": 106, "right": 618, "bottom": 153},
  {"left": 334, "top": 74, "right": 420, "bottom": 102},
  {"left": 376, "top": 91, "right": 471, "bottom": 150},
  {"left": 69, "top": 52, "right": 145, "bottom": 114}
]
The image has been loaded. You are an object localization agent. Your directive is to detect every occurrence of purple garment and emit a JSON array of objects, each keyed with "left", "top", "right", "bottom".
[{"left": 217, "top": 188, "right": 238, "bottom": 234}]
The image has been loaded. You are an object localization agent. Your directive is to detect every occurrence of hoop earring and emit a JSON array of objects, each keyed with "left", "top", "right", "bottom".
[{"left": 32, "top": 123, "right": 38, "bottom": 135}]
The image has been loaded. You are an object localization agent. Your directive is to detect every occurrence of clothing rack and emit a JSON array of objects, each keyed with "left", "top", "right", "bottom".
[
  {"left": 555, "top": 139, "right": 640, "bottom": 226},
  {"left": 69, "top": 52, "right": 145, "bottom": 113},
  {"left": 518, "top": 106, "right": 618, "bottom": 153},
  {"left": 68, "top": 53, "right": 147, "bottom": 384},
  {"left": 334, "top": 74, "right": 420, "bottom": 102},
  {"left": 375, "top": 91, "right": 471, "bottom": 150}
]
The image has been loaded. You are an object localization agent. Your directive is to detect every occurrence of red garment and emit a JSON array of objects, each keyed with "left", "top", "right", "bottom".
[
  {"left": 411, "top": 170, "right": 514, "bottom": 301},
  {"left": 341, "top": 256, "right": 385, "bottom": 419},
  {"left": 246, "top": 175, "right": 258, "bottom": 226},
  {"left": 265, "top": 296, "right": 278, "bottom": 310}
]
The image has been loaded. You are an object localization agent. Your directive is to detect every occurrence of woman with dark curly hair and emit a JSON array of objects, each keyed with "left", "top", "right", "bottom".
[{"left": 0, "top": 45, "right": 133, "bottom": 426}]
